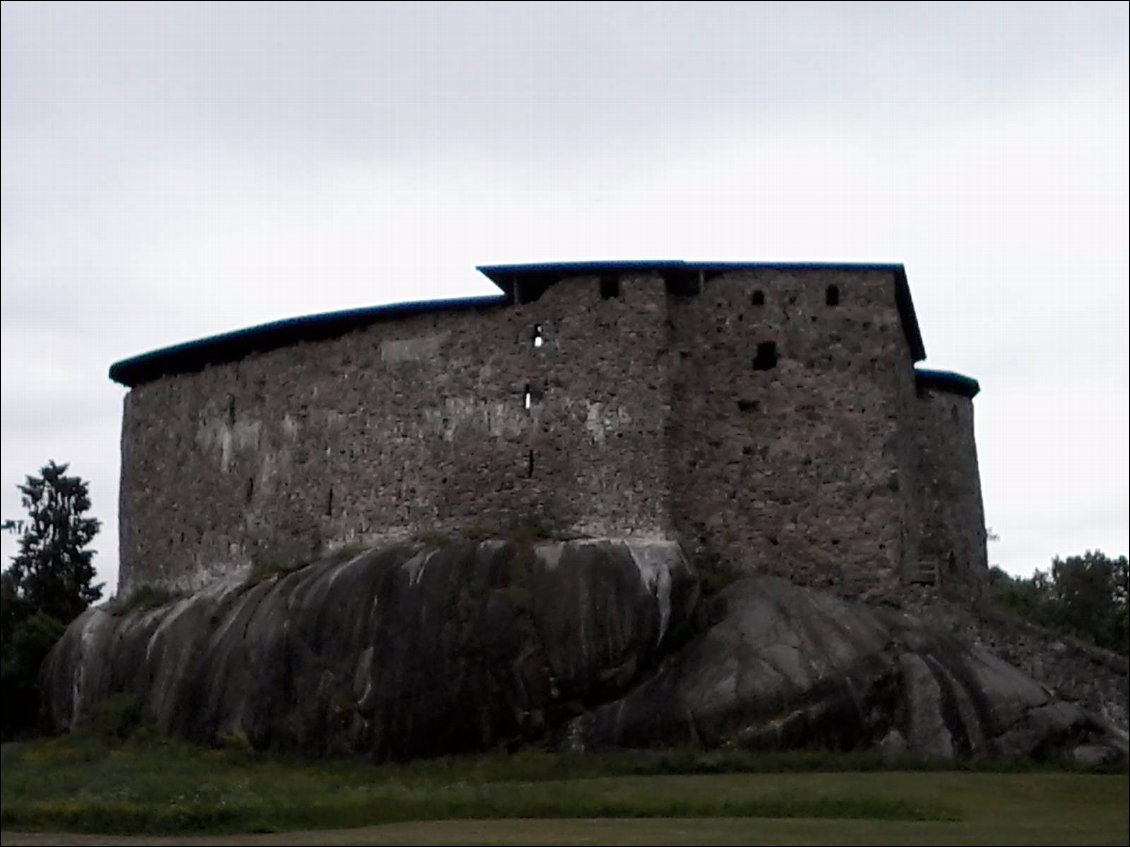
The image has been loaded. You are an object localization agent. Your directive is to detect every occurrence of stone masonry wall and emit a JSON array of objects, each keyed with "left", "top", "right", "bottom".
[
  {"left": 911, "top": 388, "right": 988, "bottom": 599},
  {"left": 118, "top": 263, "right": 987, "bottom": 604},
  {"left": 665, "top": 268, "right": 916, "bottom": 599},
  {"left": 119, "top": 275, "right": 674, "bottom": 593}
]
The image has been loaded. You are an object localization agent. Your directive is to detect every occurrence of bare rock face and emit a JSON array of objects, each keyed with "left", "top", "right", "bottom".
[
  {"left": 562, "top": 577, "right": 1127, "bottom": 763},
  {"left": 41, "top": 543, "right": 1126, "bottom": 764},
  {"left": 42, "top": 539, "right": 698, "bottom": 758}
]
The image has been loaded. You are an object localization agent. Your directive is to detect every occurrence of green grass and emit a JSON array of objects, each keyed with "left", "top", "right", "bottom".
[
  {"left": 2, "top": 738, "right": 1127, "bottom": 841},
  {"left": 244, "top": 543, "right": 369, "bottom": 587},
  {"left": 320, "top": 543, "right": 369, "bottom": 565},
  {"left": 411, "top": 518, "right": 569, "bottom": 547},
  {"left": 107, "top": 585, "right": 184, "bottom": 614},
  {"left": 245, "top": 557, "right": 310, "bottom": 586}
]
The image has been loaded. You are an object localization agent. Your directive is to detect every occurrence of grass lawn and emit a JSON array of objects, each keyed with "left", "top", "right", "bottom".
[{"left": 1, "top": 737, "right": 1126, "bottom": 845}]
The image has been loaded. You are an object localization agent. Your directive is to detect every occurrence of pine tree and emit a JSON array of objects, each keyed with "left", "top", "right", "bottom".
[
  {"left": 3, "top": 460, "right": 103, "bottom": 623},
  {"left": 1, "top": 461, "right": 103, "bottom": 737}
]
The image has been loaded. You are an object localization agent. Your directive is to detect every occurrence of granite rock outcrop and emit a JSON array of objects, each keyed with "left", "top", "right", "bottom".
[{"left": 41, "top": 540, "right": 1127, "bottom": 765}]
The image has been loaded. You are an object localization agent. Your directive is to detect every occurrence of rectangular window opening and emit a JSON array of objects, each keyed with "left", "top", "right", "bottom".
[
  {"left": 527, "top": 449, "right": 535, "bottom": 478},
  {"left": 664, "top": 271, "right": 700, "bottom": 299},
  {"left": 599, "top": 275, "right": 621, "bottom": 299},
  {"left": 515, "top": 277, "right": 555, "bottom": 305},
  {"left": 825, "top": 284, "right": 840, "bottom": 306},
  {"left": 753, "top": 341, "right": 778, "bottom": 370},
  {"left": 751, "top": 290, "right": 765, "bottom": 306}
]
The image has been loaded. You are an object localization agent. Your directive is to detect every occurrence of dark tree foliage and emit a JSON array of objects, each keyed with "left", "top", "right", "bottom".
[
  {"left": 4, "top": 461, "right": 103, "bottom": 621},
  {"left": 0, "top": 611, "right": 66, "bottom": 737},
  {"left": 1, "top": 461, "right": 103, "bottom": 739},
  {"left": 988, "top": 550, "right": 1129, "bottom": 656}
]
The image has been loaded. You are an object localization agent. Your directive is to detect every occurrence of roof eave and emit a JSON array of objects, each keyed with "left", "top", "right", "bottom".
[{"left": 915, "top": 368, "right": 981, "bottom": 398}]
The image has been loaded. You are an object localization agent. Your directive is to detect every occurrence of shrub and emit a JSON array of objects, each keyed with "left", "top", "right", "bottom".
[
  {"left": 413, "top": 531, "right": 454, "bottom": 547},
  {"left": 245, "top": 557, "right": 309, "bottom": 587},
  {"left": 111, "top": 585, "right": 182, "bottom": 614},
  {"left": 90, "top": 694, "right": 151, "bottom": 742}
]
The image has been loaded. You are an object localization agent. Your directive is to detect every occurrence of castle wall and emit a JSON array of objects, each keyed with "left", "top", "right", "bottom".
[
  {"left": 894, "top": 341, "right": 926, "bottom": 594},
  {"left": 117, "top": 261, "right": 987, "bottom": 605},
  {"left": 119, "top": 275, "right": 674, "bottom": 593},
  {"left": 665, "top": 268, "right": 915, "bottom": 598},
  {"left": 910, "top": 385, "right": 988, "bottom": 598}
]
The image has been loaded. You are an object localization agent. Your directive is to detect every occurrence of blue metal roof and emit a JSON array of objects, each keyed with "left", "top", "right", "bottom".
[
  {"left": 477, "top": 259, "right": 908, "bottom": 279},
  {"left": 915, "top": 369, "right": 981, "bottom": 398},
  {"left": 109, "top": 260, "right": 926, "bottom": 387},
  {"left": 108, "top": 294, "right": 507, "bottom": 387}
]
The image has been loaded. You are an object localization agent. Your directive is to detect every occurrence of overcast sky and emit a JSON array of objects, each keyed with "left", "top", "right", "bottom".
[{"left": 2, "top": 1, "right": 1127, "bottom": 594}]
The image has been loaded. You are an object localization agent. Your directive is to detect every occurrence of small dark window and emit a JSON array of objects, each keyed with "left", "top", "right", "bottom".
[
  {"left": 664, "top": 272, "right": 700, "bottom": 298},
  {"left": 527, "top": 450, "right": 535, "bottom": 478},
  {"left": 751, "top": 290, "right": 765, "bottom": 306},
  {"left": 532, "top": 324, "right": 545, "bottom": 348},
  {"left": 245, "top": 476, "right": 255, "bottom": 504},
  {"left": 825, "top": 284, "right": 840, "bottom": 306},
  {"left": 514, "top": 277, "right": 554, "bottom": 304},
  {"left": 753, "top": 341, "right": 778, "bottom": 370},
  {"left": 737, "top": 399, "right": 759, "bottom": 413},
  {"left": 599, "top": 275, "right": 621, "bottom": 299},
  {"left": 326, "top": 487, "right": 334, "bottom": 517}
]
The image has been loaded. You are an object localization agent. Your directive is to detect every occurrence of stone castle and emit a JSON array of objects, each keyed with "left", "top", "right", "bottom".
[{"left": 110, "top": 261, "right": 987, "bottom": 601}]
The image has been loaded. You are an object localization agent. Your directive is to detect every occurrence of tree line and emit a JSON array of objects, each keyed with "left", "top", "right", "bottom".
[{"left": 987, "top": 551, "right": 1129, "bottom": 656}]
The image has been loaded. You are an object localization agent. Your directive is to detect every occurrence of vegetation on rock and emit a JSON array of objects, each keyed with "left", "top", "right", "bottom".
[{"left": 987, "top": 551, "right": 1129, "bottom": 655}]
